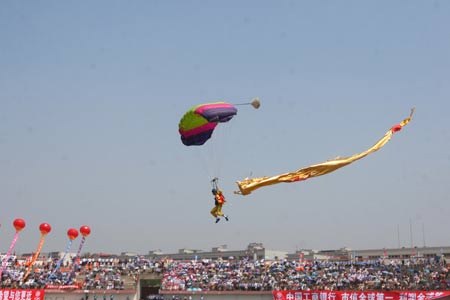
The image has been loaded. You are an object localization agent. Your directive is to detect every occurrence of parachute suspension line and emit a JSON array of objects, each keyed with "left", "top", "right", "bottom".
[
  {"left": 195, "top": 146, "right": 215, "bottom": 181},
  {"left": 209, "top": 120, "right": 229, "bottom": 179},
  {"left": 233, "top": 98, "right": 261, "bottom": 109},
  {"left": 202, "top": 133, "right": 222, "bottom": 180},
  {"left": 196, "top": 125, "right": 226, "bottom": 181}
]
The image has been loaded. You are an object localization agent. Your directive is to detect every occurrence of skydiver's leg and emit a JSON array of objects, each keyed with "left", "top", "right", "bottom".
[
  {"left": 210, "top": 206, "right": 218, "bottom": 218},
  {"left": 211, "top": 206, "right": 221, "bottom": 223},
  {"left": 216, "top": 204, "right": 225, "bottom": 217},
  {"left": 216, "top": 204, "right": 229, "bottom": 221}
]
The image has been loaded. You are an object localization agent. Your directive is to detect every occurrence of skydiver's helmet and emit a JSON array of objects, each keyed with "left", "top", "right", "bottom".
[
  {"left": 217, "top": 189, "right": 222, "bottom": 195},
  {"left": 212, "top": 189, "right": 218, "bottom": 195}
]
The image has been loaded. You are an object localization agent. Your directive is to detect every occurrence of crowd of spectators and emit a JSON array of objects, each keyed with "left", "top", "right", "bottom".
[
  {"left": 0, "top": 255, "right": 150, "bottom": 290},
  {"left": 0, "top": 254, "right": 448, "bottom": 291},
  {"left": 160, "top": 257, "right": 449, "bottom": 291}
]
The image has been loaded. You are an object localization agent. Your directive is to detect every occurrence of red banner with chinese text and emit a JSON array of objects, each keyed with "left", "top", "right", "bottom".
[
  {"left": 273, "top": 291, "right": 450, "bottom": 300},
  {"left": 0, "top": 290, "right": 45, "bottom": 300}
]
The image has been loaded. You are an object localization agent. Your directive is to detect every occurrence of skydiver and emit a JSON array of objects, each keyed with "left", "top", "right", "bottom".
[{"left": 210, "top": 178, "right": 229, "bottom": 223}]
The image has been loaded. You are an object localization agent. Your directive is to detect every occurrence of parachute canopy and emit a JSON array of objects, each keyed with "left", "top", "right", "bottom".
[{"left": 179, "top": 102, "right": 238, "bottom": 146}]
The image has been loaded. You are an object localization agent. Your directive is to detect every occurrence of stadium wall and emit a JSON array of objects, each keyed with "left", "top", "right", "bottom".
[
  {"left": 44, "top": 290, "right": 273, "bottom": 300},
  {"left": 159, "top": 291, "right": 273, "bottom": 300},
  {"left": 44, "top": 290, "right": 138, "bottom": 300}
]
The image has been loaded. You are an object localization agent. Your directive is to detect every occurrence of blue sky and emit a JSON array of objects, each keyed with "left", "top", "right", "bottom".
[{"left": 1, "top": 1, "right": 449, "bottom": 255}]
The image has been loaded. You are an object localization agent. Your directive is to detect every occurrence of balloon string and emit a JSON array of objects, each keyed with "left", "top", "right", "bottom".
[
  {"left": 23, "top": 234, "right": 46, "bottom": 280},
  {"left": 76, "top": 236, "right": 86, "bottom": 258},
  {"left": 0, "top": 232, "right": 20, "bottom": 278},
  {"left": 45, "top": 239, "right": 73, "bottom": 284},
  {"left": 72, "top": 236, "right": 86, "bottom": 271}
]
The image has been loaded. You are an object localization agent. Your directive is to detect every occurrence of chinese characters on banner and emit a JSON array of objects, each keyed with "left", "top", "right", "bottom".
[
  {"left": 0, "top": 290, "right": 44, "bottom": 300},
  {"left": 273, "top": 291, "right": 450, "bottom": 300}
]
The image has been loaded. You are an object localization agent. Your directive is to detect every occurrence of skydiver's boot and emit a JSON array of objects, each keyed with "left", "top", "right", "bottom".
[
  {"left": 215, "top": 218, "right": 220, "bottom": 223},
  {"left": 225, "top": 215, "right": 229, "bottom": 221}
]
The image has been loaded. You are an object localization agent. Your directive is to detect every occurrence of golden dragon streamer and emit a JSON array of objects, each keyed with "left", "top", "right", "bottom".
[{"left": 235, "top": 108, "right": 415, "bottom": 195}]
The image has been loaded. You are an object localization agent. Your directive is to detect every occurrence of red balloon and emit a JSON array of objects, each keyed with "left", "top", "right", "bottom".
[
  {"left": 79, "top": 225, "right": 91, "bottom": 237},
  {"left": 39, "top": 223, "right": 52, "bottom": 235},
  {"left": 13, "top": 218, "right": 26, "bottom": 232},
  {"left": 67, "top": 228, "right": 79, "bottom": 240}
]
